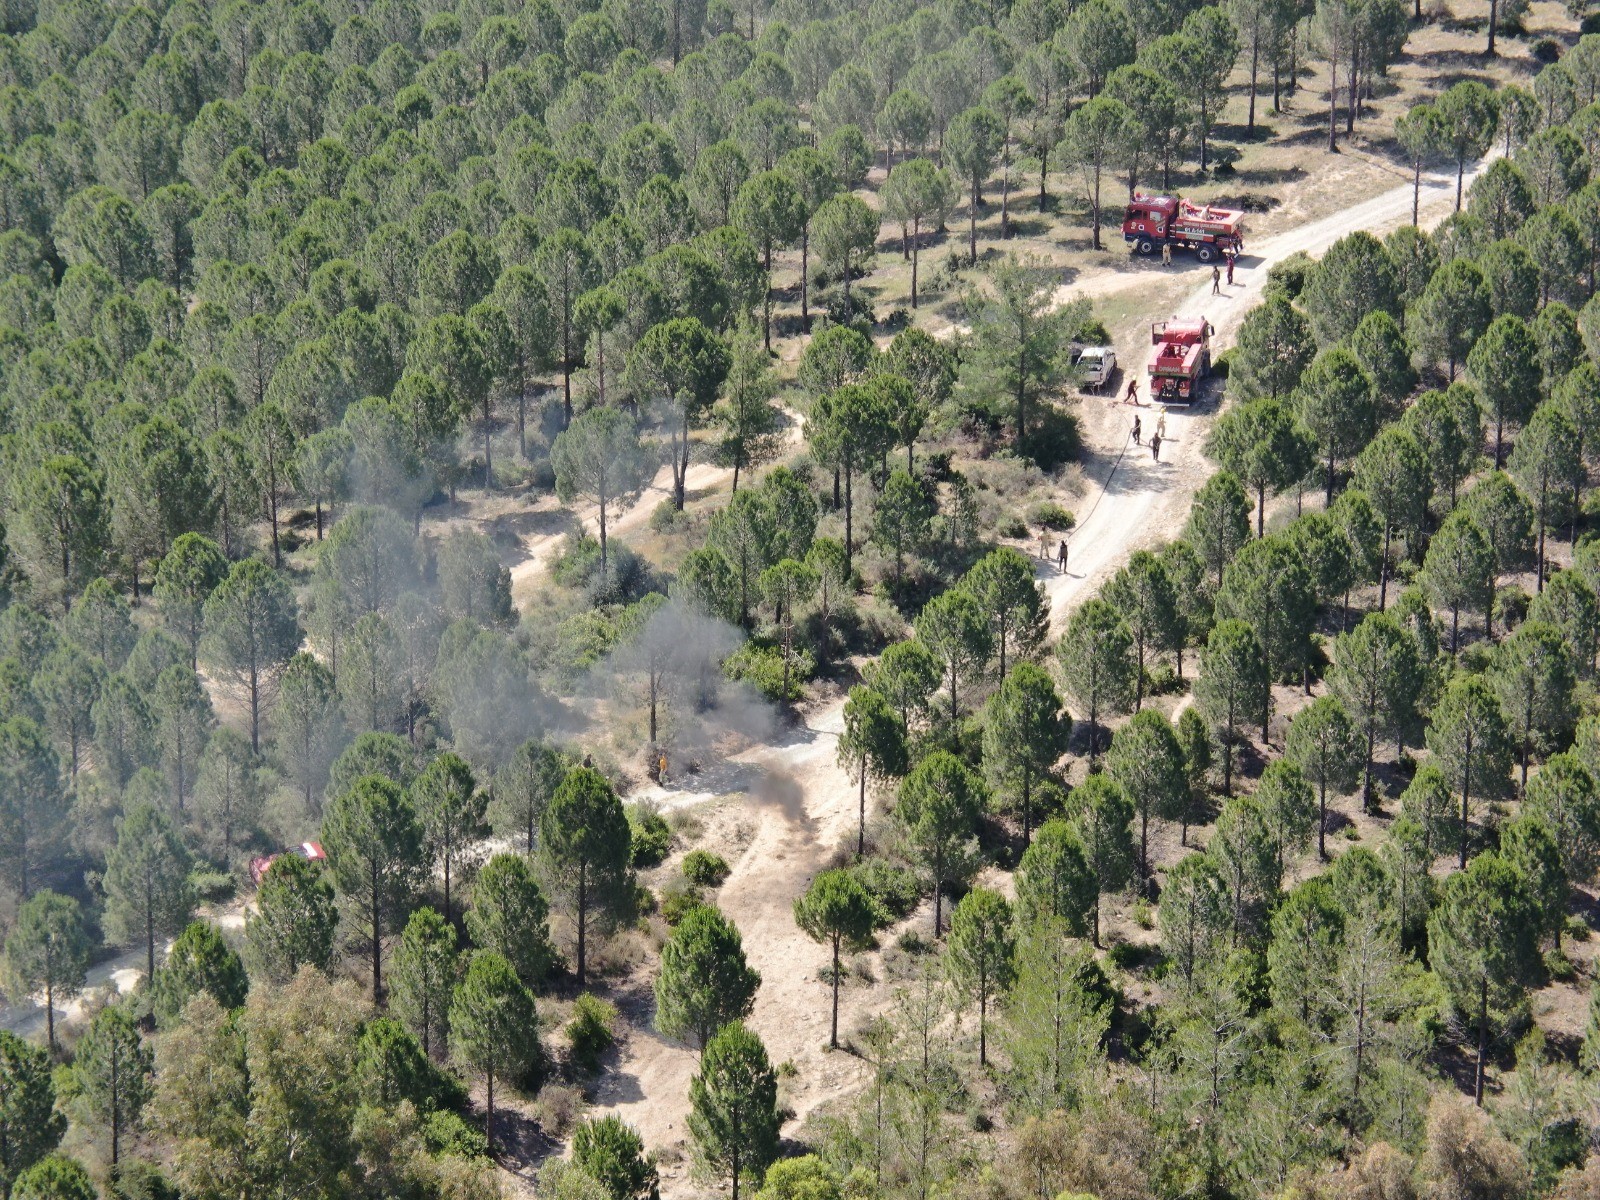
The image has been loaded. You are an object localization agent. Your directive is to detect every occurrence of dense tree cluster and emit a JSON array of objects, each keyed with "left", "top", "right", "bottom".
[{"left": 7, "top": 0, "right": 1600, "bottom": 1194}]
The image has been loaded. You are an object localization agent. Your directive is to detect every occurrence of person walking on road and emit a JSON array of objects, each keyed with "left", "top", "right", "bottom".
[
  {"left": 1161, "top": 241, "right": 1172, "bottom": 266},
  {"left": 1211, "top": 264, "right": 1221, "bottom": 294},
  {"left": 1124, "top": 377, "right": 1139, "bottom": 406},
  {"left": 1057, "top": 540, "right": 1068, "bottom": 572},
  {"left": 1155, "top": 409, "right": 1167, "bottom": 440},
  {"left": 1151, "top": 433, "right": 1162, "bottom": 461},
  {"left": 1131, "top": 414, "right": 1142, "bottom": 445}
]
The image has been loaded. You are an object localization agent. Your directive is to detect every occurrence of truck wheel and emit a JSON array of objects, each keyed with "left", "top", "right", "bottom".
[
  {"left": 1196, "top": 244, "right": 1216, "bottom": 263},
  {"left": 1137, "top": 239, "right": 1154, "bottom": 255}
]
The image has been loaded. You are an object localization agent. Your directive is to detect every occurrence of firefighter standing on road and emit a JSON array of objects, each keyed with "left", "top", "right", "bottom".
[
  {"left": 1161, "top": 241, "right": 1172, "bottom": 266},
  {"left": 1156, "top": 409, "right": 1168, "bottom": 440},
  {"left": 1211, "top": 264, "right": 1221, "bottom": 294},
  {"left": 1151, "top": 432, "right": 1162, "bottom": 461},
  {"left": 1057, "top": 540, "right": 1068, "bottom": 572},
  {"left": 1226, "top": 253, "right": 1236, "bottom": 285},
  {"left": 1132, "top": 414, "right": 1142, "bottom": 445}
]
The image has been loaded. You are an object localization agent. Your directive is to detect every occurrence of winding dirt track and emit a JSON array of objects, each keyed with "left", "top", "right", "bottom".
[{"left": 582, "top": 157, "right": 1493, "bottom": 1191}]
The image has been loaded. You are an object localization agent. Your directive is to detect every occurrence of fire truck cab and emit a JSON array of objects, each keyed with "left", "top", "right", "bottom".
[{"left": 1147, "top": 318, "right": 1214, "bottom": 405}]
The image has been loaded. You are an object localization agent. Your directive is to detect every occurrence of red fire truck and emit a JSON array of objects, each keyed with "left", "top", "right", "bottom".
[
  {"left": 1122, "top": 193, "right": 1245, "bottom": 261},
  {"left": 1147, "top": 318, "right": 1213, "bottom": 405}
]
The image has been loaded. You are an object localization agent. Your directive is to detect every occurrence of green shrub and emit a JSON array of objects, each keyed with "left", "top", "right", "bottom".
[
  {"left": 188, "top": 869, "right": 235, "bottom": 902},
  {"left": 1019, "top": 403, "right": 1082, "bottom": 471},
  {"left": 567, "top": 992, "right": 619, "bottom": 1073},
  {"left": 422, "top": 1110, "right": 489, "bottom": 1158},
  {"left": 1071, "top": 316, "right": 1112, "bottom": 344},
  {"left": 724, "top": 641, "right": 814, "bottom": 702},
  {"left": 628, "top": 806, "right": 672, "bottom": 867},
  {"left": 1546, "top": 947, "right": 1578, "bottom": 981},
  {"left": 897, "top": 929, "right": 930, "bottom": 955},
  {"left": 660, "top": 885, "right": 705, "bottom": 925},
  {"left": 681, "top": 849, "right": 730, "bottom": 887},
  {"left": 1028, "top": 501, "right": 1075, "bottom": 531},
  {"left": 1494, "top": 585, "right": 1530, "bottom": 633},
  {"left": 550, "top": 533, "right": 652, "bottom": 604},
  {"left": 852, "top": 859, "right": 921, "bottom": 920},
  {"left": 649, "top": 499, "right": 689, "bottom": 533},
  {"left": 997, "top": 515, "right": 1029, "bottom": 540},
  {"left": 1266, "top": 252, "right": 1314, "bottom": 301}
]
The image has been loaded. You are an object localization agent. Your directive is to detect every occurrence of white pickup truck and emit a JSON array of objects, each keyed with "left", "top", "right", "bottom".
[{"left": 1075, "top": 346, "right": 1117, "bottom": 392}]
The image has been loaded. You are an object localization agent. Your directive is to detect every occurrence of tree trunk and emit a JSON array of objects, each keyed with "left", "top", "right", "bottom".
[
  {"left": 801, "top": 226, "right": 810, "bottom": 329},
  {"left": 1248, "top": 34, "right": 1259, "bottom": 130},
  {"left": 858, "top": 769, "right": 868, "bottom": 857},
  {"left": 1474, "top": 978, "right": 1488, "bottom": 1104},
  {"left": 371, "top": 857, "right": 382, "bottom": 1004},
  {"left": 829, "top": 934, "right": 841, "bottom": 1049},
  {"left": 1328, "top": 55, "right": 1339, "bottom": 152},
  {"left": 969, "top": 178, "right": 980, "bottom": 262},
  {"left": 1319, "top": 780, "right": 1329, "bottom": 859},
  {"left": 910, "top": 219, "right": 920, "bottom": 308},
  {"left": 486, "top": 1067, "right": 496, "bottom": 1155},
  {"left": 576, "top": 862, "right": 588, "bottom": 983},
  {"left": 1379, "top": 525, "right": 1392, "bottom": 609}
]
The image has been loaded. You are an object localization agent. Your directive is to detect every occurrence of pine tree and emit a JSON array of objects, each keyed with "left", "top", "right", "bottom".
[
  {"left": 1106, "top": 709, "right": 1186, "bottom": 890},
  {"left": 0, "top": 1031, "right": 63, "bottom": 1195},
  {"left": 1428, "top": 852, "right": 1542, "bottom": 1103},
  {"left": 449, "top": 950, "right": 541, "bottom": 1155},
  {"left": 946, "top": 888, "right": 1015, "bottom": 1066},
  {"left": 72, "top": 1007, "right": 153, "bottom": 1168},
  {"left": 981, "top": 663, "right": 1070, "bottom": 843},
  {"left": 464, "top": 853, "right": 557, "bottom": 990},
  {"left": 1194, "top": 619, "right": 1268, "bottom": 796},
  {"left": 1001, "top": 919, "right": 1111, "bottom": 1116},
  {"left": 412, "top": 752, "right": 487, "bottom": 924},
  {"left": 537, "top": 766, "right": 633, "bottom": 984},
  {"left": 896, "top": 752, "right": 984, "bottom": 936},
  {"left": 838, "top": 686, "right": 909, "bottom": 857},
  {"left": 103, "top": 803, "right": 195, "bottom": 981},
  {"left": 2, "top": 890, "right": 90, "bottom": 1053},
  {"left": 321, "top": 774, "right": 425, "bottom": 1003},
  {"left": 1284, "top": 696, "right": 1364, "bottom": 859},
  {"left": 655, "top": 903, "right": 761, "bottom": 1053},
  {"left": 1055, "top": 599, "right": 1136, "bottom": 764},
  {"left": 688, "top": 1022, "right": 780, "bottom": 1200},
  {"left": 245, "top": 852, "right": 337, "bottom": 984},
  {"left": 794, "top": 869, "right": 881, "bottom": 1050},
  {"left": 1425, "top": 674, "right": 1515, "bottom": 868},
  {"left": 1066, "top": 774, "right": 1134, "bottom": 948},
  {"left": 391, "top": 907, "right": 459, "bottom": 1062},
  {"left": 1159, "top": 853, "right": 1230, "bottom": 986},
  {"left": 1329, "top": 612, "right": 1423, "bottom": 810}
]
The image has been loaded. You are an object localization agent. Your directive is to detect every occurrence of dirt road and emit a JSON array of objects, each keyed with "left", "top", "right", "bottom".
[
  {"left": 1041, "top": 160, "right": 1485, "bottom": 627},
  {"left": 590, "top": 703, "right": 866, "bottom": 1178}
]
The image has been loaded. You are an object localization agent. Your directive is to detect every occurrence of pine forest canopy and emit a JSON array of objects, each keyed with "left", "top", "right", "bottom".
[{"left": 5, "top": 0, "right": 1600, "bottom": 1197}]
